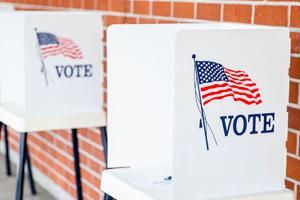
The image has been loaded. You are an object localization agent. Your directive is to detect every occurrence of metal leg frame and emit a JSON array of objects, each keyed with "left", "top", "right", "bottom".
[
  {"left": 0, "top": 122, "right": 12, "bottom": 176},
  {"left": 3, "top": 125, "right": 11, "bottom": 176},
  {"left": 25, "top": 144, "right": 36, "bottom": 195},
  {"left": 100, "top": 127, "right": 115, "bottom": 200},
  {"left": 71, "top": 129, "right": 83, "bottom": 200},
  {"left": 14, "top": 127, "right": 110, "bottom": 200},
  {"left": 15, "top": 132, "right": 37, "bottom": 200},
  {"left": 15, "top": 132, "right": 28, "bottom": 200}
]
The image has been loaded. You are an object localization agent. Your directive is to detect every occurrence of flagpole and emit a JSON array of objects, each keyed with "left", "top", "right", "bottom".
[
  {"left": 34, "top": 28, "right": 48, "bottom": 86},
  {"left": 192, "top": 54, "right": 209, "bottom": 151}
]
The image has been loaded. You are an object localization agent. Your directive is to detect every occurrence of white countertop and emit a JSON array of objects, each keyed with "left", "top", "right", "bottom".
[
  {"left": 101, "top": 167, "right": 294, "bottom": 200},
  {"left": 0, "top": 103, "right": 106, "bottom": 132}
]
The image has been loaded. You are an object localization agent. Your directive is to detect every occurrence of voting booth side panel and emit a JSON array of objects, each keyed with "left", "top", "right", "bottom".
[
  {"left": 173, "top": 29, "right": 290, "bottom": 200},
  {"left": 107, "top": 25, "right": 176, "bottom": 169},
  {"left": 24, "top": 13, "right": 103, "bottom": 116},
  {"left": 0, "top": 14, "right": 26, "bottom": 107}
]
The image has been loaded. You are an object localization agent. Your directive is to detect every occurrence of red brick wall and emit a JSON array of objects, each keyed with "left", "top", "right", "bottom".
[{"left": 0, "top": 0, "right": 299, "bottom": 199}]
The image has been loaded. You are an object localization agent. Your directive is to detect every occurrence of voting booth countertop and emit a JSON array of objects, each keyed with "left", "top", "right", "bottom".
[
  {"left": 101, "top": 23, "right": 292, "bottom": 200},
  {"left": 0, "top": 12, "right": 105, "bottom": 131}
]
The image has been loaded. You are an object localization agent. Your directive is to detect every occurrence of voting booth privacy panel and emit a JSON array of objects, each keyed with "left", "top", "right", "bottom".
[
  {"left": 107, "top": 24, "right": 290, "bottom": 200},
  {"left": 0, "top": 12, "right": 103, "bottom": 117}
]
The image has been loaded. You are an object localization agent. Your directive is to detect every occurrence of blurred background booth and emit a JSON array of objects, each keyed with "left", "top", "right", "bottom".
[{"left": 0, "top": 12, "right": 105, "bottom": 200}]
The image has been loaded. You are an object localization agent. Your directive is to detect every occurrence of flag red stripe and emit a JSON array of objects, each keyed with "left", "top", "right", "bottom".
[
  {"left": 226, "top": 74, "right": 252, "bottom": 82},
  {"left": 42, "top": 49, "right": 82, "bottom": 57},
  {"left": 224, "top": 70, "right": 249, "bottom": 78},
  {"left": 42, "top": 47, "right": 82, "bottom": 58},
  {"left": 201, "top": 83, "right": 228, "bottom": 92},
  {"left": 224, "top": 67, "right": 245, "bottom": 74},
  {"left": 43, "top": 50, "right": 82, "bottom": 58},
  {"left": 41, "top": 45, "right": 81, "bottom": 53},
  {"left": 229, "top": 79, "right": 257, "bottom": 87},
  {"left": 203, "top": 93, "right": 262, "bottom": 105},
  {"left": 201, "top": 82, "right": 259, "bottom": 94},
  {"left": 41, "top": 45, "right": 81, "bottom": 54},
  {"left": 202, "top": 87, "right": 261, "bottom": 100}
]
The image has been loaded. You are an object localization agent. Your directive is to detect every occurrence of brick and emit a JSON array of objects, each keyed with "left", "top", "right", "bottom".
[
  {"left": 291, "top": 6, "right": 300, "bottom": 28},
  {"left": 139, "top": 18, "right": 156, "bottom": 24},
  {"left": 79, "top": 140, "right": 94, "bottom": 155},
  {"left": 103, "top": 91, "right": 107, "bottom": 104},
  {"left": 98, "top": 0, "right": 109, "bottom": 10},
  {"left": 85, "top": 0, "right": 94, "bottom": 9},
  {"left": 158, "top": 19, "right": 177, "bottom": 23},
  {"left": 89, "top": 188, "right": 101, "bottom": 200},
  {"left": 23, "top": 0, "right": 38, "bottom": 4},
  {"left": 290, "top": 57, "right": 300, "bottom": 79},
  {"left": 81, "top": 167, "right": 94, "bottom": 183},
  {"left": 104, "top": 15, "right": 125, "bottom": 26},
  {"left": 103, "top": 105, "right": 107, "bottom": 112},
  {"left": 173, "top": 2, "right": 194, "bottom": 19},
  {"left": 15, "top": 6, "right": 50, "bottom": 11},
  {"left": 285, "top": 179, "right": 294, "bottom": 190},
  {"left": 224, "top": 4, "right": 252, "bottom": 23},
  {"left": 104, "top": 45, "right": 107, "bottom": 58},
  {"left": 111, "top": 0, "right": 130, "bottom": 12},
  {"left": 290, "top": 82, "right": 299, "bottom": 104},
  {"left": 91, "top": 132, "right": 102, "bottom": 145},
  {"left": 152, "top": 1, "right": 171, "bottom": 17},
  {"left": 103, "top": 60, "right": 107, "bottom": 73},
  {"left": 61, "top": 0, "right": 69, "bottom": 7},
  {"left": 52, "top": 129, "right": 71, "bottom": 141},
  {"left": 102, "top": 77, "right": 107, "bottom": 89},
  {"left": 288, "top": 106, "right": 300, "bottom": 130},
  {"left": 72, "top": 0, "right": 81, "bottom": 8},
  {"left": 287, "top": 156, "right": 300, "bottom": 182},
  {"left": 103, "top": 30, "right": 107, "bottom": 42},
  {"left": 287, "top": 132, "right": 297, "bottom": 154},
  {"left": 92, "top": 177, "right": 101, "bottom": 188},
  {"left": 134, "top": 0, "right": 149, "bottom": 15},
  {"left": 255, "top": 5, "right": 288, "bottom": 26},
  {"left": 126, "top": 17, "right": 138, "bottom": 24},
  {"left": 197, "top": 3, "right": 221, "bottom": 21},
  {"left": 291, "top": 32, "right": 300, "bottom": 54},
  {"left": 50, "top": 0, "right": 60, "bottom": 6},
  {"left": 78, "top": 128, "right": 89, "bottom": 138}
]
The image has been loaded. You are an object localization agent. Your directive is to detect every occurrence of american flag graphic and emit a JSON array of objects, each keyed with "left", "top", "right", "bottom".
[
  {"left": 195, "top": 60, "right": 262, "bottom": 106},
  {"left": 36, "top": 32, "right": 83, "bottom": 59}
]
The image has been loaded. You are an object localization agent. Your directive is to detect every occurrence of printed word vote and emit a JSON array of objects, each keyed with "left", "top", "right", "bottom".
[
  {"left": 55, "top": 64, "right": 93, "bottom": 78},
  {"left": 220, "top": 113, "right": 275, "bottom": 136}
]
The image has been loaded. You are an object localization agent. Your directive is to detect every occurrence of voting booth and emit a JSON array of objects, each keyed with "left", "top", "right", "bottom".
[
  {"left": 0, "top": 12, "right": 104, "bottom": 127},
  {"left": 101, "top": 24, "right": 293, "bottom": 200},
  {"left": 0, "top": 12, "right": 105, "bottom": 200}
]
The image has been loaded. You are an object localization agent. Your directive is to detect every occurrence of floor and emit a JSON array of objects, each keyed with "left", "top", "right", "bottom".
[{"left": 0, "top": 153, "right": 56, "bottom": 200}]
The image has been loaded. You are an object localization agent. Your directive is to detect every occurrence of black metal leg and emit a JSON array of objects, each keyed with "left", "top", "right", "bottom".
[
  {"left": 100, "top": 127, "right": 115, "bottom": 200},
  {"left": 0, "top": 122, "right": 2, "bottom": 139},
  {"left": 71, "top": 129, "right": 83, "bottom": 200},
  {"left": 4, "top": 125, "right": 11, "bottom": 176},
  {"left": 100, "top": 127, "right": 108, "bottom": 164},
  {"left": 15, "top": 132, "right": 27, "bottom": 200},
  {"left": 25, "top": 142, "right": 36, "bottom": 195}
]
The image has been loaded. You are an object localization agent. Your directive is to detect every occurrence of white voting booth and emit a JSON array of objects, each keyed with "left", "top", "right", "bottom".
[
  {"left": 0, "top": 12, "right": 105, "bottom": 131},
  {"left": 101, "top": 24, "right": 293, "bottom": 200},
  {"left": 0, "top": 12, "right": 105, "bottom": 200}
]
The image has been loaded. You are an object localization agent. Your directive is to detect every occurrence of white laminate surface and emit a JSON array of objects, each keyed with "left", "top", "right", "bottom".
[
  {"left": 0, "top": 103, "right": 106, "bottom": 132},
  {"left": 101, "top": 167, "right": 294, "bottom": 200}
]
